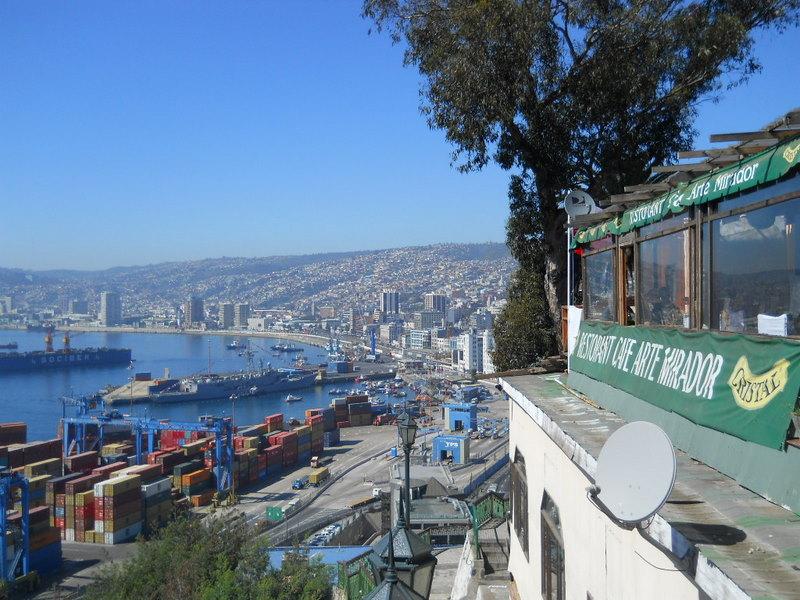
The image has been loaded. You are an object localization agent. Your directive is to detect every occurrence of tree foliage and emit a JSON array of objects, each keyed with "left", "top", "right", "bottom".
[
  {"left": 364, "top": 0, "right": 800, "bottom": 360},
  {"left": 83, "top": 515, "right": 332, "bottom": 600}
]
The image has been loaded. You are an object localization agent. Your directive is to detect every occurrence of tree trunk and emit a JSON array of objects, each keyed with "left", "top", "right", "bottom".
[{"left": 543, "top": 211, "right": 567, "bottom": 353}]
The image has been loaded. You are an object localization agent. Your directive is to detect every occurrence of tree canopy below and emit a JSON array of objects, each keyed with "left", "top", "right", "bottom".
[{"left": 83, "top": 515, "right": 332, "bottom": 600}]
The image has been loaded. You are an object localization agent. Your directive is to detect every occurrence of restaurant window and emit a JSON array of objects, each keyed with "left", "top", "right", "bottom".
[
  {"left": 704, "top": 196, "right": 800, "bottom": 335},
  {"left": 511, "top": 449, "right": 529, "bottom": 560},
  {"left": 584, "top": 249, "right": 615, "bottom": 321},
  {"left": 541, "top": 491, "right": 564, "bottom": 600},
  {"left": 638, "top": 228, "right": 692, "bottom": 328}
]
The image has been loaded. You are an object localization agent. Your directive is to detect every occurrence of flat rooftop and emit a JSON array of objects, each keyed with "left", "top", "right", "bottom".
[{"left": 502, "top": 373, "right": 800, "bottom": 600}]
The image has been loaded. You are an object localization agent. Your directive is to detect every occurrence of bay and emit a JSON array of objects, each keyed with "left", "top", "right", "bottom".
[{"left": 0, "top": 330, "right": 359, "bottom": 441}]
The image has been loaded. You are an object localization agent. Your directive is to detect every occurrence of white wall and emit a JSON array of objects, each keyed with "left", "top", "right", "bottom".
[{"left": 507, "top": 397, "right": 703, "bottom": 600}]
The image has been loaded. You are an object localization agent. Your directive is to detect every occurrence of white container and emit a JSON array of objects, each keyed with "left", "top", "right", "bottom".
[
  {"left": 141, "top": 478, "right": 171, "bottom": 498},
  {"left": 104, "top": 521, "right": 142, "bottom": 545},
  {"left": 96, "top": 521, "right": 105, "bottom": 533},
  {"left": 65, "top": 529, "right": 75, "bottom": 542}
]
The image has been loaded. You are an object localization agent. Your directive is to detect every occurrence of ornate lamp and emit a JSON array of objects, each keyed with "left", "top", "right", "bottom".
[
  {"left": 397, "top": 412, "right": 418, "bottom": 523},
  {"left": 365, "top": 528, "right": 427, "bottom": 600}
]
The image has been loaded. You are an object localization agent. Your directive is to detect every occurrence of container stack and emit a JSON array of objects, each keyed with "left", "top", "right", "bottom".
[
  {"left": 321, "top": 408, "right": 336, "bottom": 432},
  {"left": 72, "top": 490, "right": 94, "bottom": 542},
  {"left": 6, "top": 439, "right": 61, "bottom": 470},
  {"left": 348, "top": 401, "right": 372, "bottom": 427},
  {"left": 269, "top": 431, "right": 297, "bottom": 468},
  {"left": 27, "top": 505, "right": 62, "bottom": 575},
  {"left": 63, "top": 473, "right": 104, "bottom": 541},
  {"left": 323, "top": 428, "right": 340, "bottom": 448},
  {"left": 92, "top": 461, "right": 127, "bottom": 479},
  {"left": 332, "top": 398, "right": 349, "bottom": 428},
  {"left": 295, "top": 425, "right": 311, "bottom": 464},
  {"left": 308, "top": 416, "right": 324, "bottom": 455},
  {"left": 181, "top": 468, "right": 213, "bottom": 507},
  {"left": 141, "top": 477, "right": 172, "bottom": 534},
  {"left": 45, "top": 474, "right": 81, "bottom": 527},
  {"left": 94, "top": 474, "right": 143, "bottom": 544},
  {"left": 172, "top": 459, "right": 204, "bottom": 489},
  {"left": 264, "top": 414, "right": 283, "bottom": 433},
  {"left": 101, "top": 442, "right": 134, "bottom": 459},
  {"left": 265, "top": 445, "right": 282, "bottom": 476}
]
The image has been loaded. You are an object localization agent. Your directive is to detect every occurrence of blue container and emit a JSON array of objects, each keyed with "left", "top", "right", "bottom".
[{"left": 390, "top": 447, "right": 398, "bottom": 458}]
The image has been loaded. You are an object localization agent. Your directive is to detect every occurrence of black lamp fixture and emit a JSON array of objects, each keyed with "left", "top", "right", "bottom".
[
  {"left": 364, "top": 528, "right": 427, "bottom": 600},
  {"left": 369, "top": 496, "right": 437, "bottom": 599},
  {"left": 397, "top": 411, "right": 418, "bottom": 448}
]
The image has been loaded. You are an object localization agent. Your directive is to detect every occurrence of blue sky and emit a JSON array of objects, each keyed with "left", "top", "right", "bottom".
[{"left": 1, "top": 2, "right": 798, "bottom": 271}]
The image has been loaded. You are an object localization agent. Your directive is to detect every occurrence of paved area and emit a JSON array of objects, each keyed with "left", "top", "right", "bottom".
[{"left": 429, "top": 546, "right": 464, "bottom": 600}]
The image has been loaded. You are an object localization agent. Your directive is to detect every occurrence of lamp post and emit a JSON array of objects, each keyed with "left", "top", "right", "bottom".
[
  {"left": 365, "top": 528, "right": 426, "bottom": 600},
  {"left": 397, "top": 412, "right": 418, "bottom": 525}
]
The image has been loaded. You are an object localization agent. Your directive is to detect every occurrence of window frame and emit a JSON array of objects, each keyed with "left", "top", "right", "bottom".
[
  {"left": 511, "top": 449, "right": 529, "bottom": 561},
  {"left": 540, "top": 492, "right": 565, "bottom": 600},
  {"left": 581, "top": 244, "right": 617, "bottom": 323}
]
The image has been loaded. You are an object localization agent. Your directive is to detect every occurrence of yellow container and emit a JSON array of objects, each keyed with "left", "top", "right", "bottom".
[{"left": 75, "top": 490, "right": 94, "bottom": 507}]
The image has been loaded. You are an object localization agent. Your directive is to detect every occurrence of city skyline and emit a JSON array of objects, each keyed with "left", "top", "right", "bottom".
[{"left": 2, "top": 3, "right": 799, "bottom": 270}]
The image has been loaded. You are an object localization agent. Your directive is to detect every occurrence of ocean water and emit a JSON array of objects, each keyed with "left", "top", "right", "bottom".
[{"left": 0, "top": 330, "right": 362, "bottom": 441}]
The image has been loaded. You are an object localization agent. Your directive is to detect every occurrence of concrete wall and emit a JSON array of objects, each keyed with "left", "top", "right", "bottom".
[
  {"left": 451, "top": 532, "right": 476, "bottom": 600},
  {"left": 507, "top": 394, "right": 705, "bottom": 600}
]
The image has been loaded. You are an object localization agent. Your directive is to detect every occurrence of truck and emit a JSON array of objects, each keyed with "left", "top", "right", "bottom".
[
  {"left": 292, "top": 476, "right": 309, "bottom": 490},
  {"left": 309, "top": 467, "right": 330, "bottom": 486},
  {"left": 310, "top": 456, "right": 331, "bottom": 469}
]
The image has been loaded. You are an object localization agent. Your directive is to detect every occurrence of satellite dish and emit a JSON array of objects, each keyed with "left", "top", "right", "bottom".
[
  {"left": 563, "top": 189, "right": 599, "bottom": 220},
  {"left": 593, "top": 421, "right": 676, "bottom": 524}
]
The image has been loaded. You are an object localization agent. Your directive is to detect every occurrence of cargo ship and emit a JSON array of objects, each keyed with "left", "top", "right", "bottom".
[
  {"left": 0, "top": 330, "right": 131, "bottom": 373},
  {"left": 105, "top": 367, "right": 316, "bottom": 405}
]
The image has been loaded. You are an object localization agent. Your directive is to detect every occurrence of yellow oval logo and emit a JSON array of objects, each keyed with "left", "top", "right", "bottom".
[{"left": 727, "top": 357, "right": 789, "bottom": 410}]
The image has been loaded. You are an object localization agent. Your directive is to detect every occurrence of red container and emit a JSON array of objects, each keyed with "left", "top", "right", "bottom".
[
  {"left": 147, "top": 450, "right": 167, "bottom": 465},
  {"left": 125, "top": 463, "right": 163, "bottom": 483},
  {"left": 0, "top": 422, "right": 27, "bottom": 446},
  {"left": 64, "top": 451, "right": 99, "bottom": 473},
  {"left": 29, "top": 506, "right": 51, "bottom": 525},
  {"left": 65, "top": 473, "right": 104, "bottom": 496},
  {"left": 337, "top": 421, "right": 350, "bottom": 428},
  {"left": 92, "top": 461, "right": 127, "bottom": 478},
  {"left": 265, "top": 446, "right": 282, "bottom": 465}
]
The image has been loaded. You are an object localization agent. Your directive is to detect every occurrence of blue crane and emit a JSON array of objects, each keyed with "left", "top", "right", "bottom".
[
  {"left": 60, "top": 414, "right": 235, "bottom": 496},
  {"left": 0, "top": 471, "right": 30, "bottom": 583}
]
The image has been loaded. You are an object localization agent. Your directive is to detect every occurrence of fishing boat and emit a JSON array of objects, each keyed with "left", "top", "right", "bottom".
[{"left": 285, "top": 394, "right": 304, "bottom": 403}]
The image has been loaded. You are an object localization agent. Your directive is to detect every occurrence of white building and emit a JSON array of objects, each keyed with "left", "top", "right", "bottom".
[
  {"left": 482, "top": 328, "right": 496, "bottom": 373},
  {"left": 424, "top": 293, "right": 448, "bottom": 313},
  {"left": 99, "top": 291, "right": 122, "bottom": 326},
  {"left": 409, "top": 329, "right": 432, "bottom": 350},
  {"left": 457, "top": 329, "right": 484, "bottom": 373}
]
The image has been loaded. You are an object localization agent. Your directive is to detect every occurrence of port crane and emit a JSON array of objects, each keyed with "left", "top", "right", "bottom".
[
  {"left": 0, "top": 471, "right": 30, "bottom": 583},
  {"left": 60, "top": 414, "right": 235, "bottom": 497}
]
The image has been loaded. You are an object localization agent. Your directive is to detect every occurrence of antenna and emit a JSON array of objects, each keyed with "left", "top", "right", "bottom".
[{"left": 590, "top": 421, "right": 676, "bottom": 525}]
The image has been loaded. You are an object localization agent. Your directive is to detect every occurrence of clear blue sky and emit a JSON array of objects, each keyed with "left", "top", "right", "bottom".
[{"left": 1, "top": 2, "right": 797, "bottom": 271}]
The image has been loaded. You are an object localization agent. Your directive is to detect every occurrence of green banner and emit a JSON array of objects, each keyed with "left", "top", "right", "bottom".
[
  {"left": 571, "top": 321, "right": 800, "bottom": 448},
  {"left": 573, "top": 136, "right": 800, "bottom": 247}
]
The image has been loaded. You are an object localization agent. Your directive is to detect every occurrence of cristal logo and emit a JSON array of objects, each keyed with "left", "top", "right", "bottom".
[{"left": 727, "top": 357, "right": 789, "bottom": 410}]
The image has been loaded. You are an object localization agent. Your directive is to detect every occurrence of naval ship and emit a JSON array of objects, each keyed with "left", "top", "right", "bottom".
[
  {"left": 106, "top": 366, "right": 316, "bottom": 404},
  {"left": 0, "top": 329, "right": 131, "bottom": 373}
]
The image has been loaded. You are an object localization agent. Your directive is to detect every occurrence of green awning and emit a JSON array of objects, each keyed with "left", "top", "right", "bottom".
[{"left": 572, "top": 135, "right": 800, "bottom": 248}]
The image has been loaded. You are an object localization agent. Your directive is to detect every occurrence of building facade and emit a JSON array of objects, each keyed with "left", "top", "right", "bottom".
[
  {"left": 99, "top": 291, "right": 122, "bottom": 326},
  {"left": 424, "top": 293, "right": 448, "bottom": 313},
  {"left": 234, "top": 303, "right": 250, "bottom": 329},
  {"left": 219, "top": 302, "right": 235, "bottom": 329},
  {"left": 185, "top": 296, "right": 204, "bottom": 328},
  {"left": 457, "top": 329, "right": 484, "bottom": 373},
  {"left": 409, "top": 329, "right": 432, "bottom": 350},
  {"left": 380, "top": 289, "right": 399, "bottom": 315}
]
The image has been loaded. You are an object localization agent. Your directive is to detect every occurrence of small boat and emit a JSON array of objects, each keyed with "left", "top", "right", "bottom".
[
  {"left": 0, "top": 342, "right": 18, "bottom": 350},
  {"left": 226, "top": 340, "right": 245, "bottom": 350},
  {"left": 285, "top": 394, "right": 303, "bottom": 403}
]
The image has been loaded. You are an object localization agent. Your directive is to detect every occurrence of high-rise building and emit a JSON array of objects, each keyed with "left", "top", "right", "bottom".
[
  {"left": 457, "top": 328, "right": 484, "bottom": 373},
  {"left": 185, "top": 296, "right": 205, "bottom": 327},
  {"left": 414, "top": 310, "right": 444, "bottom": 330},
  {"left": 379, "top": 322, "right": 401, "bottom": 343},
  {"left": 424, "top": 293, "right": 448, "bottom": 313},
  {"left": 380, "top": 289, "right": 400, "bottom": 315},
  {"left": 69, "top": 299, "right": 88, "bottom": 315},
  {"left": 234, "top": 303, "right": 250, "bottom": 329},
  {"left": 99, "top": 292, "right": 122, "bottom": 327},
  {"left": 219, "top": 303, "right": 235, "bottom": 329}
]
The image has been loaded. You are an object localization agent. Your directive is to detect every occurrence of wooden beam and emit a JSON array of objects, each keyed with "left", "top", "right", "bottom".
[
  {"left": 677, "top": 149, "right": 740, "bottom": 159},
  {"left": 572, "top": 208, "right": 623, "bottom": 226},
  {"left": 710, "top": 125, "right": 800, "bottom": 143},
  {"left": 605, "top": 191, "right": 654, "bottom": 205},
  {"left": 623, "top": 182, "right": 671, "bottom": 193},
  {"left": 652, "top": 163, "right": 714, "bottom": 174}
]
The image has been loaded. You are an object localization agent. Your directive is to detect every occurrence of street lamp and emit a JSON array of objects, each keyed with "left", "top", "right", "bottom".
[
  {"left": 397, "top": 412, "right": 417, "bottom": 524},
  {"left": 369, "top": 498, "right": 437, "bottom": 599}
]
